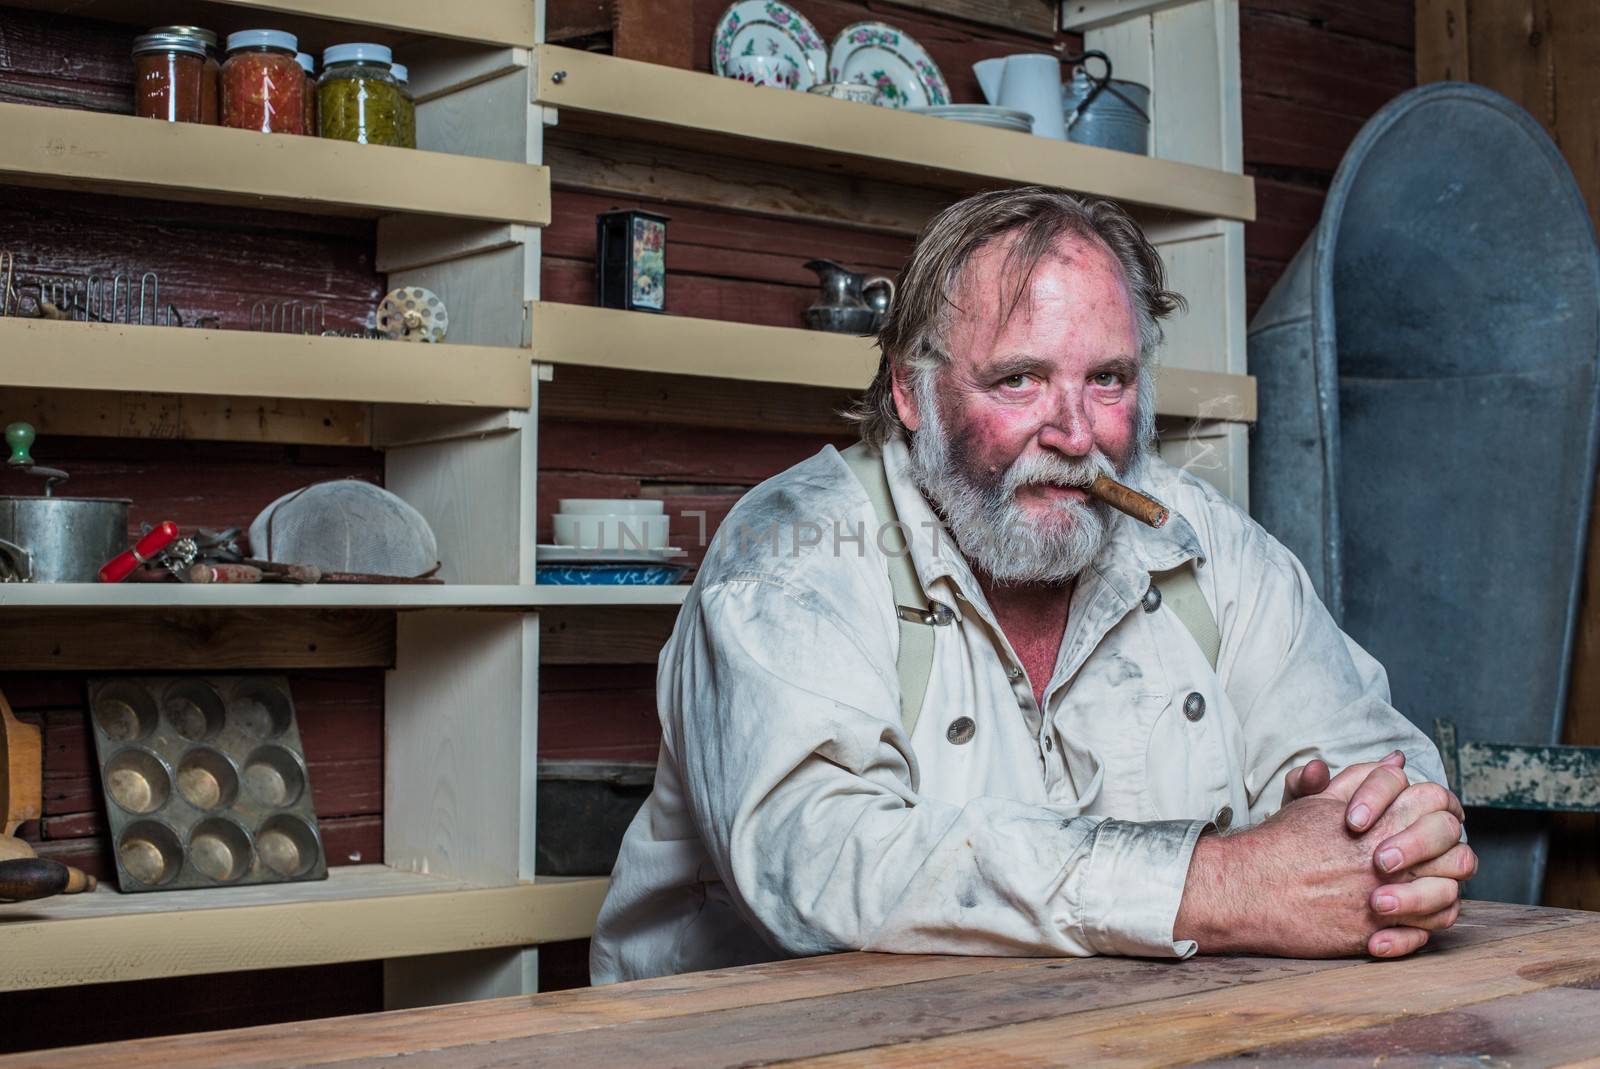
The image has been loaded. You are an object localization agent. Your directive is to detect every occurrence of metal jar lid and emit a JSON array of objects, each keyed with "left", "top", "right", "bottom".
[
  {"left": 148, "top": 25, "right": 219, "bottom": 49},
  {"left": 322, "top": 43, "right": 393, "bottom": 67},
  {"left": 225, "top": 29, "right": 299, "bottom": 54},
  {"left": 133, "top": 31, "right": 210, "bottom": 59}
]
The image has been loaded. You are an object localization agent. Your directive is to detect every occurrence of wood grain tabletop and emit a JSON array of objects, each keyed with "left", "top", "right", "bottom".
[{"left": 10, "top": 900, "right": 1600, "bottom": 1067}]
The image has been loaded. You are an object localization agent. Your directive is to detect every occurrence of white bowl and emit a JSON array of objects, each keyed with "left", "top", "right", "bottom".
[
  {"left": 558, "top": 498, "right": 664, "bottom": 516},
  {"left": 553, "top": 512, "right": 670, "bottom": 550}
]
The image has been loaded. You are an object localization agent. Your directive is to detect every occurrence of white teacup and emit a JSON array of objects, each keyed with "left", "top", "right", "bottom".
[
  {"left": 727, "top": 53, "right": 797, "bottom": 90},
  {"left": 807, "top": 81, "right": 876, "bottom": 104}
]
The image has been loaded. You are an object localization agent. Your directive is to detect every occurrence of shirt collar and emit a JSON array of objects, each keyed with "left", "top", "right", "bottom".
[{"left": 877, "top": 436, "right": 1206, "bottom": 618}]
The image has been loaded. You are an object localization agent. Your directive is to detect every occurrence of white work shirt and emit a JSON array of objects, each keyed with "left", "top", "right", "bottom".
[{"left": 590, "top": 437, "right": 1444, "bottom": 984}]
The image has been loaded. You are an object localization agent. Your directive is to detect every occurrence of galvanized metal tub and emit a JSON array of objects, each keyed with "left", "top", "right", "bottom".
[{"left": 1247, "top": 82, "right": 1600, "bottom": 903}]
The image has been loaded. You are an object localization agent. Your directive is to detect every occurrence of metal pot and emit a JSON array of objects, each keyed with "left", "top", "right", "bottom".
[
  {"left": 0, "top": 423, "right": 129, "bottom": 582},
  {"left": 0, "top": 495, "right": 130, "bottom": 582}
]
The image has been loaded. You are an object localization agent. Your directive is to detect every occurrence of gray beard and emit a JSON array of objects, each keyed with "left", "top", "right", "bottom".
[{"left": 905, "top": 375, "right": 1151, "bottom": 585}]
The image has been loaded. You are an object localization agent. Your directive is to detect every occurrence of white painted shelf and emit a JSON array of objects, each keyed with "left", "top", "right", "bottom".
[
  {"left": 530, "top": 303, "right": 1257, "bottom": 423},
  {"left": 0, "top": 102, "right": 549, "bottom": 225},
  {"left": 532, "top": 45, "right": 1255, "bottom": 223},
  {"left": 0, "top": 584, "right": 692, "bottom": 610},
  {"left": 0, "top": 317, "right": 534, "bottom": 408},
  {"left": 0, "top": 866, "right": 607, "bottom": 992}
]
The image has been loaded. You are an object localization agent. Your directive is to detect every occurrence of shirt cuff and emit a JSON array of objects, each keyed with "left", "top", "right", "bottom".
[{"left": 1077, "top": 818, "right": 1209, "bottom": 958}]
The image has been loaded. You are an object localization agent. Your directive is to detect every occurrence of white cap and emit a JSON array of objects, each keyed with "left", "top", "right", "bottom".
[
  {"left": 295, "top": 52, "right": 315, "bottom": 74},
  {"left": 225, "top": 30, "right": 298, "bottom": 53},
  {"left": 322, "top": 43, "right": 393, "bottom": 67},
  {"left": 390, "top": 63, "right": 409, "bottom": 83}
]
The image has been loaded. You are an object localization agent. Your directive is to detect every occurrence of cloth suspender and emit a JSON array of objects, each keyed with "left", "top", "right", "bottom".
[
  {"left": 841, "top": 443, "right": 939, "bottom": 733},
  {"left": 840, "top": 442, "right": 1220, "bottom": 738}
]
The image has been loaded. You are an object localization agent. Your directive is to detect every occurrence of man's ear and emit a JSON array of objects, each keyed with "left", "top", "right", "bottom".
[{"left": 890, "top": 363, "right": 921, "bottom": 433}]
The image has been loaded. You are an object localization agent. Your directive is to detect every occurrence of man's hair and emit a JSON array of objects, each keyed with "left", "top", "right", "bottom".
[{"left": 847, "top": 186, "right": 1186, "bottom": 447}]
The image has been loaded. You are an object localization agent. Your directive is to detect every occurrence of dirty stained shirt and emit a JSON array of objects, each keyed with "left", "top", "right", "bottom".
[{"left": 589, "top": 437, "right": 1445, "bottom": 984}]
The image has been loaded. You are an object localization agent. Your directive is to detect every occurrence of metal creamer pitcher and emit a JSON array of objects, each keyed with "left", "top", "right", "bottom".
[{"left": 802, "top": 259, "right": 896, "bottom": 334}]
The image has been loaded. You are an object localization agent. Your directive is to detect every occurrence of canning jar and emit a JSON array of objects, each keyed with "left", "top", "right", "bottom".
[
  {"left": 221, "top": 29, "right": 305, "bottom": 134},
  {"left": 390, "top": 62, "right": 417, "bottom": 149},
  {"left": 296, "top": 52, "right": 317, "bottom": 135},
  {"left": 132, "top": 30, "right": 209, "bottom": 123},
  {"left": 150, "top": 25, "right": 221, "bottom": 124},
  {"left": 318, "top": 44, "right": 403, "bottom": 146}
]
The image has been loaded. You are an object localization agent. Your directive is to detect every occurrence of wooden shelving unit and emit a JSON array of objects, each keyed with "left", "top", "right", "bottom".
[
  {"left": 531, "top": 45, "right": 1256, "bottom": 224},
  {"left": 529, "top": 302, "right": 1256, "bottom": 422},
  {"left": 1, "top": 0, "right": 1254, "bottom": 1016},
  {"left": 0, "top": 867, "right": 606, "bottom": 993},
  {"left": 0, "top": 103, "right": 548, "bottom": 225}
]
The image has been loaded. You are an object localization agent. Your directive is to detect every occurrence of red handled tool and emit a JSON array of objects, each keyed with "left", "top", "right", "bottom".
[{"left": 98, "top": 521, "right": 179, "bottom": 583}]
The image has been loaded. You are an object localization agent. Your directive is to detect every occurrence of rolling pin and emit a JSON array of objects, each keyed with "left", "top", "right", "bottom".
[
  {"left": 0, "top": 858, "right": 96, "bottom": 901},
  {"left": 0, "top": 834, "right": 97, "bottom": 895}
]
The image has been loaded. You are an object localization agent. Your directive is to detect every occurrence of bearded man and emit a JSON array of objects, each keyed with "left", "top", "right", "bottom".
[{"left": 590, "top": 187, "right": 1477, "bottom": 984}]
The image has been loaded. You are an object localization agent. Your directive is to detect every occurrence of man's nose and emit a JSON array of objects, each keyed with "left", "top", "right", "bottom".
[{"left": 1037, "top": 392, "right": 1095, "bottom": 456}]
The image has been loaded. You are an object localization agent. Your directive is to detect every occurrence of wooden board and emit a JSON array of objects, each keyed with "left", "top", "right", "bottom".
[
  {"left": 0, "top": 868, "right": 606, "bottom": 993},
  {"left": 0, "top": 389, "right": 372, "bottom": 447},
  {"left": 533, "top": 46, "right": 1255, "bottom": 222},
  {"left": 0, "top": 609, "right": 395, "bottom": 670},
  {"left": 0, "top": 0, "right": 537, "bottom": 49},
  {"left": 8, "top": 901, "right": 1598, "bottom": 1067},
  {"left": 0, "top": 102, "right": 550, "bottom": 225}
]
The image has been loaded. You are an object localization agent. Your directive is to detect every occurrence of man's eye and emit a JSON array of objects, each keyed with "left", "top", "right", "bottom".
[
  {"left": 1001, "top": 374, "right": 1029, "bottom": 389},
  {"left": 1091, "top": 372, "right": 1124, "bottom": 388}
]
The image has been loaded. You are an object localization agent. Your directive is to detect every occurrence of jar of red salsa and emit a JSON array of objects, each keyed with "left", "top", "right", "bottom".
[
  {"left": 296, "top": 52, "right": 317, "bottom": 136},
  {"left": 221, "top": 29, "right": 304, "bottom": 134},
  {"left": 148, "top": 25, "right": 220, "bottom": 124},
  {"left": 132, "top": 30, "right": 209, "bottom": 123}
]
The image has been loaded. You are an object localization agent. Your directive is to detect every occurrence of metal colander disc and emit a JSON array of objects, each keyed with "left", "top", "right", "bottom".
[{"left": 375, "top": 286, "right": 448, "bottom": 343}]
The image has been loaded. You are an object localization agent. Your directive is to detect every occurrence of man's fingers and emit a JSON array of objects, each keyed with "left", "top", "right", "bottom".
[
  {"left": 1410, "top": 843, "right": 1479, "bottom": 882},
  {"left": 1282, "top": 759, "right": 1331, "bottom": 805},
  {"left": 1368, "top": 926, "right": 1429, "bottom": 958},
  {"left": 1345, "top": 763, "right": 1410, "bottom": 833},
  {"left": 1322, "top": 751, "right": 1406, "bottom": 801},
  {"left": 1390, "top": 780, "right": 1467, "bottom": 825},
  {"left": 1373, "top": 811, "right": 1465, "bottom": 875},
  {"left": 1370, "top": 876, "right": 1460, "bottom": 920}
]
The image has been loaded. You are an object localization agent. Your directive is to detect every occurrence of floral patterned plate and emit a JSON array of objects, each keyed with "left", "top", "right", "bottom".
[
  {"left": 711, "top": 0, "right": 829, "bottom": 92},
  {"left": 827, "top": 22, "right": 949, "bottom": 108}
]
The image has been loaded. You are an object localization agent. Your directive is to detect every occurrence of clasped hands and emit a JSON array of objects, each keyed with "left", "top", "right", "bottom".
[{"left": 1175, "top": 752, "right": 1477, "bottom": 960}]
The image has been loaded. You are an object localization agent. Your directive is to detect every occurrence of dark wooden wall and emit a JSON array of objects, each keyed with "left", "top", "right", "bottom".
[{"left": 0, "top": 0, "right": 1427, "bottom": 1045}]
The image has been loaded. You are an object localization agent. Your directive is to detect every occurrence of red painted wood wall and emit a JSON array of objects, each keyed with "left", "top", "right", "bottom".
[{"left": 0, "top": 0, "right": 1418, "bottom": 1048}]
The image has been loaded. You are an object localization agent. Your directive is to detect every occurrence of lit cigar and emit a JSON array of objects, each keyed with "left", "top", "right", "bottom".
[{"left": 1087, "top": 474, "right": 1169, "bottom": 529}]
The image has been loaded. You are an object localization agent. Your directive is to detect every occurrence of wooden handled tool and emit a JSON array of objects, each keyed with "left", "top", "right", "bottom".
[
  {"left": 1, "top": 686, "right": 41, "bottom": 837},
  {"left": 0, "top": 834, "right": 97, "bottom": 896},
  {"left": 0, "top": 858, "right": 71, "bottom": 901},
  {"left": 1087, "top": 474, "right": 1170, "bottom": 528}
]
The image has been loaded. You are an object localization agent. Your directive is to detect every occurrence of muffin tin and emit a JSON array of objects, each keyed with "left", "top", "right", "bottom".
[{"left": 88, "top": 675, "right": 328, "bottom": 892}]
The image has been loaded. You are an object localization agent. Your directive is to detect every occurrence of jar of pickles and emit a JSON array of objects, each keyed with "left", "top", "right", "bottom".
[
  {"left": 390, "top": 62, "right": 417, "bottom": 149},
  {"left": 296, "top": 52, "right": 317, "bottom": 136},
  {"left": 221, "top": 29, "right": 305, "bottom": 134},
  {"left": 318, "top": 44, "right": 404, "bottom": 146},
  {"left": 132, "top": 29, "right": 210, "bottom": 124}
]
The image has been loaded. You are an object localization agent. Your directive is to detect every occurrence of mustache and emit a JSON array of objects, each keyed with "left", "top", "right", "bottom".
[{"left": 1002, "top": 450, "right": 1116, "bottom": 495}]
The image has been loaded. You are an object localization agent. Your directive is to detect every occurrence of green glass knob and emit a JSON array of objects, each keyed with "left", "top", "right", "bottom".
[{"left": 5, "top": 422, "right": 35, "bottom": 467}]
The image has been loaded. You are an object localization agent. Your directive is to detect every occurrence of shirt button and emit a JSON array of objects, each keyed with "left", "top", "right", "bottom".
[
  {"left": 1142, "top": 584, "right": 1162, "bottom": 613},
  {"left": 1215, "top": 805, "right": 1234, "bottom": 831},
  {"left": 1183, "top": 692, "right": 1206, "bottom": 721},
  {"left": 946, "top": 717, "right": 976, "bottom": 745},
  {"left": 1043, "top": 737, "right": 1053, "bottom": 752},
  {"left": 1007, "top": 665, "right": 1024, "bottom": 681}
]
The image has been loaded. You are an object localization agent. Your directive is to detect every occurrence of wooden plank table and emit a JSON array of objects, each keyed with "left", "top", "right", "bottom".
[{"left": 9, "top": 901, "right": 1600, "bottom": 1067}]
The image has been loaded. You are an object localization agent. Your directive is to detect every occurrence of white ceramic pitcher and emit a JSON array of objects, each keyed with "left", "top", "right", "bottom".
[{"left": 973, "top": 53, "right": 1065, "bottom": 139}]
